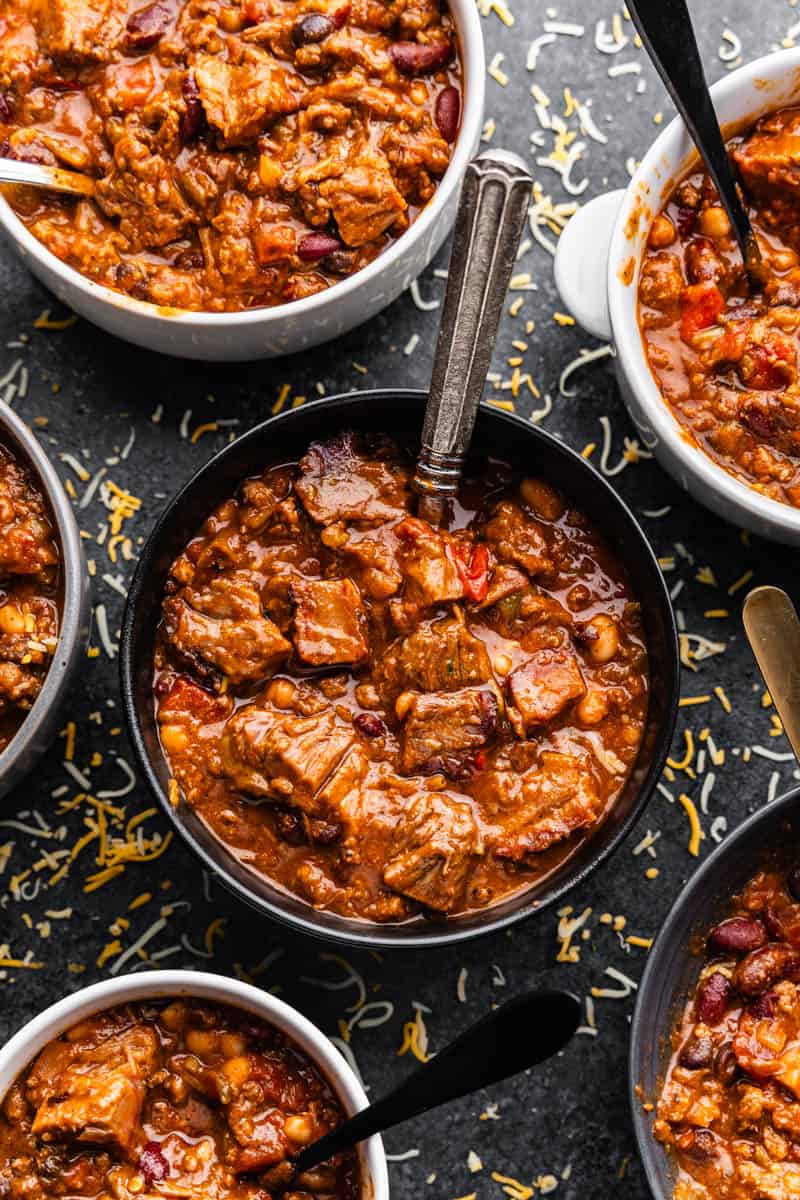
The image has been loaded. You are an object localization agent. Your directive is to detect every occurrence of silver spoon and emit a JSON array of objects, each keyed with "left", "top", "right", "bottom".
[
  {"left": 413, "top": 149, "right": 533, "bottom": 525},
  {"left": 625, "top": 0, "right": 763, "bottom": 287},
  {"left": 0, "top": 157, "right": 95, "bottom": 197}
]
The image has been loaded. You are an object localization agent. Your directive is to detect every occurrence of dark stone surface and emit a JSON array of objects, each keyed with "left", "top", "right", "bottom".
[{"left": 0, "top": 3, "right": 797, "bottom": 1199}]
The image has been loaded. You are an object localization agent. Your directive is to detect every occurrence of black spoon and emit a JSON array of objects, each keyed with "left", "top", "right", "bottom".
[
  {"left": 626, "top": 0, "right": 763, "bottom": 285},
  {"left": 286, "top": 989, "right": 580, "bottom": 1182}
]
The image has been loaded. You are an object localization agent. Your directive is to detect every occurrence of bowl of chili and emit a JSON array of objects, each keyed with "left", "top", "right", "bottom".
[
  {"left": 0, "top": 968, "right": 388, "bottom": 1200},
  {"left": 553, "top": 47, "right": 800, "bottom": 545},
  {"left": 0, "top": 0, "right": 484, "bottom": 361},
  {"left": 630, "top": 784, "right": 800, "bottom": 1200},
  {"left": 120, "top": 389, "right": 679, "bottom": 948},
  {"left": 0, "top": 400, "right": 89, "bottom": 798}
]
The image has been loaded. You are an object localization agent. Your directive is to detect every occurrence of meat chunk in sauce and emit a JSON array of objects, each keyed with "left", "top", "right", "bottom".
[
  {"left": 163, "top": 574, "right": 291, "bottom": 686},
  {"left": 153, "top": 433, "right": 647, "bottom": 922},
  {"left": 220, "top": 681, "right": 356, "bottom": 810},
  {"left": 319, "top": 153, "right": 407, "bottom": 246},
  {"left": 295, "top": 433, "right": 411, "bottom": 526},
  {"left": 194, "top": 53, "right": 305, "bottom": 146},
  {"left": 383, "top": 792, "right": 479, "bottom": 912},
  {"left": 507, "top": 646, "right": 586, "bottom": 734},
  {"left": 492, "top": 752, "right": 601, "bottom": 859},
  {"left": 290, "top": 578, "right": 368, "bottom": 666},
  {"left": 32, "top": 0, "right": 124, "bottom": 64},
  {"left": 400, "top": 686, "right": 498, "bottom": 775},
  {"left": 734, "top": 109, "right": 800, "bottom": 219},
  {"left": 0, "top": 452, "right": 59, "bottom": 578},
  {"left": 639, "top": 251, "right": 685, "bottom": 312}
]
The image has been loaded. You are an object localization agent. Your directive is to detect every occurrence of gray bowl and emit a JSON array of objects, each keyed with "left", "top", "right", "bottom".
[
  {"left": 0, "top": 403, "right": 90, "bottom": 797},
  {"left": 630, "top": 785, "right": 800, "bottom": 1197}
]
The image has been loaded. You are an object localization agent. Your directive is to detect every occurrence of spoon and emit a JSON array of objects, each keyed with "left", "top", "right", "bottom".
[
  {"left": 413, "top": 149, "right": 533, "bottom": 525},
  {"left": 285, "top": 989, "right": 580, "bottom": 1184},
  {"left": 625, "top": 0, "right": 763, "bottom": 286},
  {"left": 0, "top": 157, "right": 95, "bottom": 197},
  {"left": 743, "top": 585, "right": 800, "bottom": 760}
]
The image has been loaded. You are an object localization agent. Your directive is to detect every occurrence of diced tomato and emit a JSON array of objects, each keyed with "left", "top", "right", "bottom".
[
  {"left": 157, "top": 674, "right": 229, "bottom": 723},
  {"left": 679, "top": 282, "right": 726, "bottom": 342},
  {"left": 450, "top": 542, "right": 489, "bottom": 603},
  {"left": 241, "top": 0, "right": 270, "bottom": 23},
  {"left": 739, "top": 330, "right": 797, "bottom": 390}
]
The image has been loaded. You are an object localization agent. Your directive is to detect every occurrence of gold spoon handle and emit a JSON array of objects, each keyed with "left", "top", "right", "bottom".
[
  {"left": 743, "top": 585, "right": 800, "bottom": 762},
  {"left": 0, "top": 157, "right": 95, "bottom": 197}
]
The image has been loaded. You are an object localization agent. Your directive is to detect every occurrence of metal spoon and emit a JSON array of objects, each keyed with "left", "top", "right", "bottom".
[
  {"left": 413, "top": 149, "right": 533, "bottom": 525},
  {"left": 625, "top": 0, "right": 763, "bottom": 286},
  {"left": 0, "top": 157, "right": 95, "bottom": 197},
  {"left": 743, "top": 586, "right": 800, "bottom": 760},
  {"left": 283, "top": 989, "right": 580, "bottom": 1185}
]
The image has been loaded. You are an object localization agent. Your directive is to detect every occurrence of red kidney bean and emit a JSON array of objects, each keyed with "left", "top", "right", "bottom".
[
  {"left": 179, "top": 73, "right": 203, "bottom": 143},
  {"left": 354, "top": 712, "right": 386, "bottom": 738},
  {"left": 389, "top": 41, "right": 452, "bottom": 76},
  {"left": 734, "top": 943, "right": 800, "bottom": 996},
  {"left": 676, "top": 205, "right": 698, "bottom": 237},
  {"left": 435, "top": 86, "right": 460, "bottom": 144},
  {"left": 139, "top": 1143, "right": 169, "bottom": 1185},
  {"left": 0, "top": 94, "right": 13, "bottom": 124},
  {"left": 298, "top": 232, "right": 343, "bottom": 261},
  {"left": 695, "top": 971, "right": 732, "bottom": 1024},
  {"left": 308, "top": 818, "right": 343, "bottom": 844},
  {"left": 126, "top": 2, "right": 172, "bottom": 49},
  {"left": 321, "top": 249, "right": 356, "bottom": 275},
  {"left": 708, "top": 916, "right": 767, "bottom": 955},
  {"left": 713, "top": 1042, "right": 738, "bottom": 1086},
  {"left": 748, "top": 990, "right": 777, "bottom": 1019},
  {"left": 330, "top": 3, "right": 350, "bottom": 28},
  {"left": 678, "top": 1034, "right": 713, "bottom": 1070},
  {"left": 292, "top": 13, "right": 335, "bottom": 45}
]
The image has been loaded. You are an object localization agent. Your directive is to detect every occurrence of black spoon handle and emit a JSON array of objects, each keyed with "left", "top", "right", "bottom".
[
  {"left": 292, "top": 990, "right": 581, "bottom": 1176},
  {"left": 626, "top": 0, "right": 758, "bottom": 269}
]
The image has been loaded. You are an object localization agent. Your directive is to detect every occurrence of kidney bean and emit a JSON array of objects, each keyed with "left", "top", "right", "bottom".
[
  {"left": 354, "top": 712, "right": 386, "bottom": 738},
  {"left": 695, "top": 971, "right": 732, "bottom": 1024},
  {"left": 292, "top": 13, "right": 335, "bottom": 44},
  {"left": 707, "top": 916, "right": 767, "bottom": 954},
  {"left": 308, "top": 818, "right": 343, "bottom": 844},
  {"left": 298, "top": 232, "right": 343, "bottom": 261},
  {"left": 435, "top": 86, "right": 460, "bottom": 144},
  {"left": 126, "top": 2, "right": 172, "bottom": 49},
  {"left": 274, "top": 807, "right": 305, "bottom": 846},
  {"left": 330, "top": 3, "right": 350, "bottom": 28},
  {"left": 678, "top": 1034, "right": 713, "bottom": 1070},
  {"left": 389, "top": 41, "right": 452, "bottom": 76},
  {"left": 748, "top": 990, "right": 777, "bottom": 1019},
  {"left": 321, "top": 249, "right": 356, "bottom": 275},
  {"left": 139, "top": 1143, "right": 169, "bottom": 1185},
  {"left": 680, "top": 1129, "right": 717, "bottom": 1163},
  {"left": 734, "top": 943, "right": 800, "bottom": 996},
  {"left": 179, "top": 72, "right": 204, "bottom": 143},
  {"left": 713, "top": 1041, "right": 738, "bottom": 1086},
  {"left": 0, "top": 94, "right": 13, "bottom": 124},
  {"left": 789, "top": 866, "right": 800, "bottom": 902}
]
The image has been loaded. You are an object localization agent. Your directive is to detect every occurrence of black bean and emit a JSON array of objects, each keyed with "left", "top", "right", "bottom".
[
  {"left": 292, "top": 13, "right": 335, "bottom": 45},
  {"left": 678, "top": 1034, "right": 713, "bottom": 1070}
]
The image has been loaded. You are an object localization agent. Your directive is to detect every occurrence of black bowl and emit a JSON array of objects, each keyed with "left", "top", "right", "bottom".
[
  {"left": 120, "top": 389, "right": 679, "bottom": 948},
  {"left": 630, "top": 785, "right": 800, "bottom": 1197}
]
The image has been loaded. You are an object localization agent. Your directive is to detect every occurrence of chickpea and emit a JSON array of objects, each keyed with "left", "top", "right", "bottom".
[
  {"left": 160, "top": 724, "right": 190, "bottom": 754},
  {"left": 584, "top": 614, "right": 619, "bottom": 664},
  {"left": 220, "top": 1032, "right": 247, "bottom": 1058},
  {"left": 647, "top": 214, "right": 676, "bottom": 249},
  {"left": 395, "top": 690, "right": 416, "bottom": 720},
  {"left": 221, "top": 1055, "right": 251, "bottom": 1088},
  {"left": 699, "top": 205, "right": 732, "bottom": 241},
  {"left": 576, "top": 688, "right": 608, "bottom": 726},
  {"left": 284, "top": 1114, "right": 315, "bottom": 1145},
  {"left": 160, "top": 1002, "right": 187, "bottom": 1031},
  {"left": 771, "top": 246, "right": 799, "bottom": 271},
  {"left": 127, "top": 1176, "right": 145, "bottom": 1195},
  {"left": 269, "top": 677, "right": 297, "bottom": 709},
  {"left": 0, "top": 603, "right": 26, "bottom": 635},
  {"left": 492, "top": 652, "right": 513, "bottom": 677},
  {"left": 410, "top": 83, "right": 428, "bottom": 106},
  {"left": 182, "top": 1154, "right": 199, "bottom": 1173},
  {"left": 185, "top": 1029, "right": 219, "bottom": 1058}
]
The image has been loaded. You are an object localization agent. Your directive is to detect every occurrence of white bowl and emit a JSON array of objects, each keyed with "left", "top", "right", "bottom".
[
  {"left": 0, "top": 3, "right": 485, "bottom": 362},
  {"left": 0, "top": 969, "right": 388, "bottom": 1200},
  {"left": 554, "top": 47, "right": 800, "bottom": 545}
]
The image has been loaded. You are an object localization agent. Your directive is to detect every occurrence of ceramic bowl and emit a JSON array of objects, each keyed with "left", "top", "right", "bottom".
[
  {"left": 0, "top": 969, "right": 388, "bottom": 1200},
  {"left": 553, "top": 47, "right": 800, "bottom": 545},
  {"left": 0, "top": 1, "right": 485, "bottom": 362},
  {"left": 119, "top": 389, "right": 680, "bottom": 948},
  {"left": 630, "top": 785, "right": 800, "bottom": 1197},
  {"left": 0, "top": 402, "right": 89, "bottom": 798}
]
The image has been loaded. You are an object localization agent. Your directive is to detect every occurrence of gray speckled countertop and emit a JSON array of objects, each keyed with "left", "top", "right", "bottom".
[{"left": 1, "top": 2, "right": 799, "bottom": 1198}]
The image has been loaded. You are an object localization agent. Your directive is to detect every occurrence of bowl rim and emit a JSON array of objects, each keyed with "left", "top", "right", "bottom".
[
  {"left": 119, "top": 387, "right": 680, "bottom": 949},
  {"left": 0, "top": 968, "right": 388, "bottom": 1200},
  {"left": 0, "top": 0, "right": 485, "bottom": 329},
  {"left": 0, "top": 400, "right": 87, "bottom": 786},
  {"left": 628, "top": 783, "right": 800, "bottom": 1198},
  {"left": 607, "top": 46, "right": 800, "bottom": 540}
]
